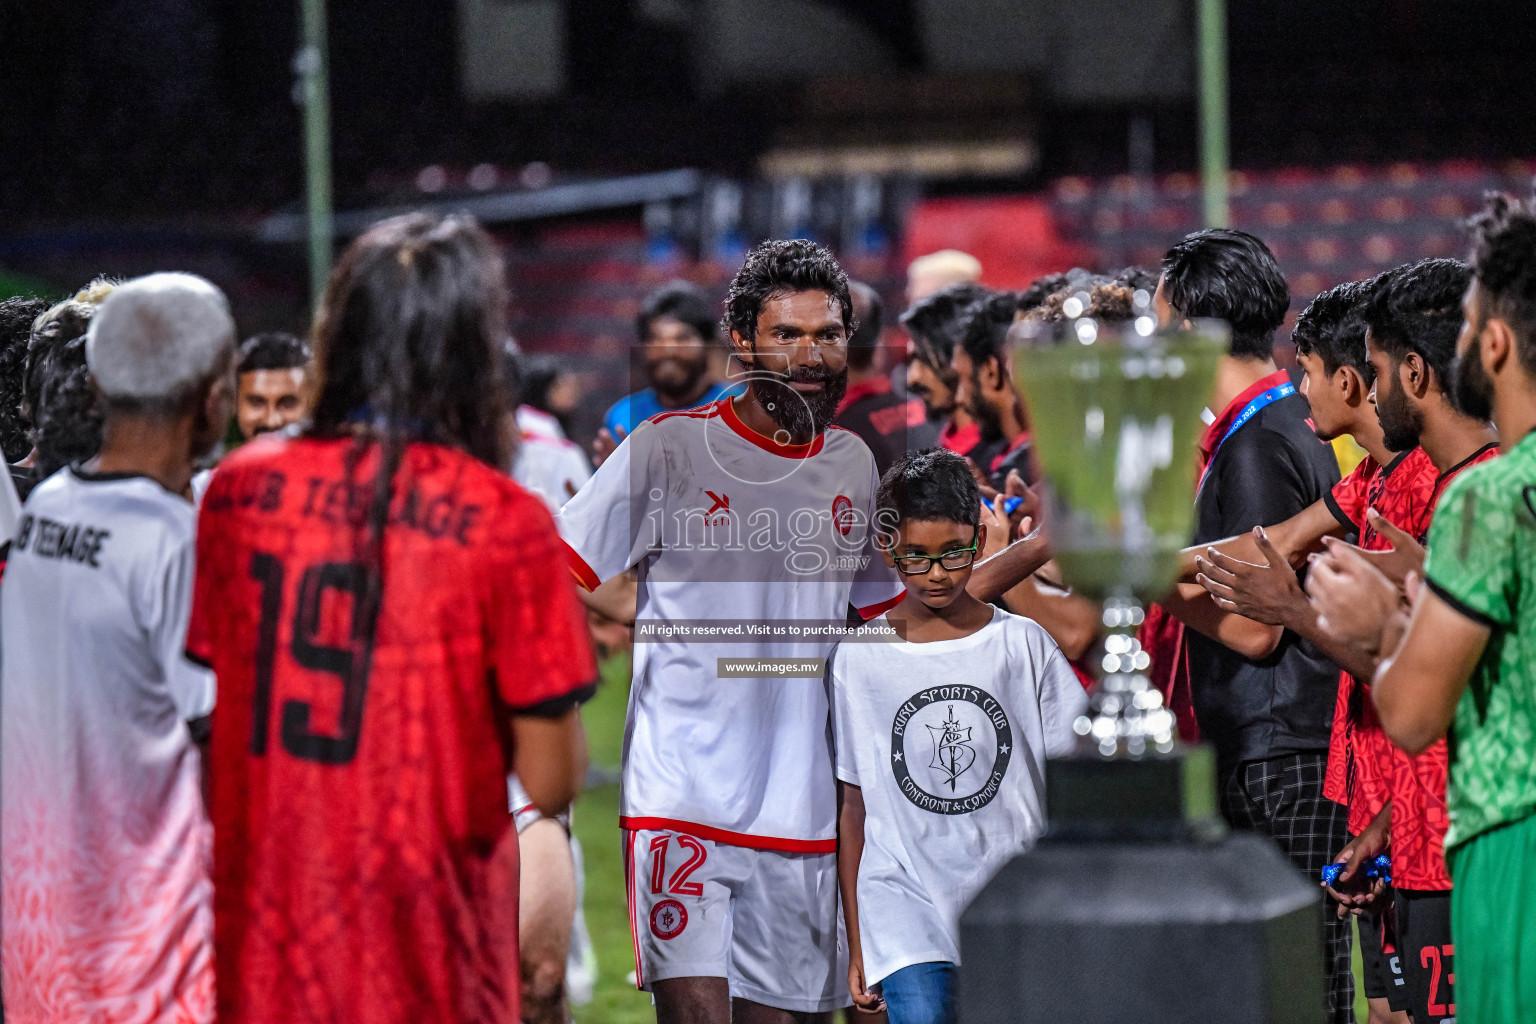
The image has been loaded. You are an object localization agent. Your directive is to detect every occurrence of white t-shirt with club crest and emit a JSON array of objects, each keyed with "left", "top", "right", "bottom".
[
  {"left": 555, "top": 397, "right": 904, "bottom": 851},
  {"left": 830, "top": 607, "right": 1087, "bottom": 984}
]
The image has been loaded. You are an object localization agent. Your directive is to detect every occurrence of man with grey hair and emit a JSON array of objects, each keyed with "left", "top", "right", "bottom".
[{"left": 1, "top": 271, "right": 234, "bottom": 1022}]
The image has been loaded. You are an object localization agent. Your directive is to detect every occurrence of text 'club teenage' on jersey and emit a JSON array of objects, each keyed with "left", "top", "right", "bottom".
[
  {"left": 1, "top": 467, "right": 217, "bottom": 1024},
  {"left": 187, "top": 436, "right": 596, "bottom": 1024},
  {"left": 556, "top": 397, "right": 905, "bottom": 852}
]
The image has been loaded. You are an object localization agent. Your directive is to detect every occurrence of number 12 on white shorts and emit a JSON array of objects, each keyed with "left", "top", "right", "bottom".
[{"left": 621, "top": 827, "right": 849, "bottom": 1014}]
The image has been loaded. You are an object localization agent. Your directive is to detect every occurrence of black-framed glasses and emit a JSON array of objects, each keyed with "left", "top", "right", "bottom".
[{"left": 892, "top": 532, "right": 980, "bottom": 575}]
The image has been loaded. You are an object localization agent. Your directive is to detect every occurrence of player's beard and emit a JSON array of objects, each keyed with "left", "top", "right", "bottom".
[
  {"left": 967, "top": 372, "right": 1005, "bottom": 444},
  {"left": 1451, "top": 337, "right": 1495, "bottom": 422},
  {"left": 1376, "top": 379, "right": 1424, "bottom": 452},
  {"left": 747, "top": 358, "right": 847, "bottom": 439},
  {"left": 648, "top": 353, "right": 710, "bottom": 404}
]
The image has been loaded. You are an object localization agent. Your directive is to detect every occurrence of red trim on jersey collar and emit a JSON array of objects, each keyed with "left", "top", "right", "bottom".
[
  {"left": 835, "top": 375, "right": 892, "bottom": 416},
  {"left": 1198, "top": 370, "right": 1292, "bottom": 470},
  {"left": 720, "top": 397, "right": 826, "bottom": 459},
  {"left": 564, "top": 540, "right": 601, "bottom": 591},
  {"left": 857, "top": 591, "right": 907, "bottom": 620},
  {"left": 621, "top": 816, "right": 837, "bottom": 853},
  {"left": 939, "top": 417, "right": 981, "bottom": 455}
]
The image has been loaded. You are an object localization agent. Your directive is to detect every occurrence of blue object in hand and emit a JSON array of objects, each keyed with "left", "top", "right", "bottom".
[
  {"left": 1320, "top": 854, "right": 1392, "bottom": 889},
  {"left": 1002, "top": 496, "right": 1023, "bottom": 516}
]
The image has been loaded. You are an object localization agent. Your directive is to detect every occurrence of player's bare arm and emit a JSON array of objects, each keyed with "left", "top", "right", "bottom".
[
  {"left": 512, "top": 708, "right": 589, "bottom": 817},
  {"left": 966, "top": 530, "right": 1051, "bottom": 605},
  {"left": 1196, "top": 531, "right": 1386, "bottom": 678},
  {"left": 1158, "top": 579, "right": 1283, "bottom": 660},
  {"left": 577, "top": 571, "right": 637, "bottom": 624},
  {"left": 1176, "top": 497, "right": 1343, "bottom": 582},
  {"left": 998, "top": 575, "right": 1100, "bottom": 660},
  {"left": 1164, "top": 499, "right": 1344, "bottom": 661},
  {"left": 1372, "top": 584, "right": 1489, "bottom": 756},
  {"left": 836, "top": 782, "right": 884, "bottom": 1015}
]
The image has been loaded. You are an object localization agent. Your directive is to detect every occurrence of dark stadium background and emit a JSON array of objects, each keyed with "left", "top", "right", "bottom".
[{"left": 4, "top": 3, "right": 1533, "bottom": 1019}]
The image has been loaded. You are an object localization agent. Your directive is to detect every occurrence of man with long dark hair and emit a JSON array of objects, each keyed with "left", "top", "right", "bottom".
[{"left": 186, "top": 212, "right": 595, "bottom": 1024}]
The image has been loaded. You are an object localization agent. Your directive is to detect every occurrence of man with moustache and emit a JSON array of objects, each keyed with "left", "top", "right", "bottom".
[
  {"left": 557, "top": 240, "right": 1046, "bottom": 1024},
  {"left": 595, "top": 281, "right": 741, "bottom": 462},
  {"left": 900, "top": 282, "right": 991, "bottom": 461},
  {"left": 951, "top": 291, "right": 1038, "bottom": 490},
  {"left": 558, "top": 240, "right": 904, "bottom": 1024},
  {"left": 232, "top": 332, "right": 313, "bottom": 440}
]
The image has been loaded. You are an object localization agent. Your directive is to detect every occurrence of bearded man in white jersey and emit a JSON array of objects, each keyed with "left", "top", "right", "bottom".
[
  {"left": 558, "top": 241, "right": 1046, "bottom": 1024},
  {"left": 1, "top": 272, "right": 235, "bottom": 1023}
]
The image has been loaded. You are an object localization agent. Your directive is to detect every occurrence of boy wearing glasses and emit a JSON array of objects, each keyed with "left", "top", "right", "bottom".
[{"left": 832, "top": 449, "right": 1087, "bottom": 1024}]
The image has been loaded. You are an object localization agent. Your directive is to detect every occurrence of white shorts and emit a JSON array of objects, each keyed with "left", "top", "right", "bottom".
[{"left": 622, "top": 827, "right": 847, "bottom": 1013}]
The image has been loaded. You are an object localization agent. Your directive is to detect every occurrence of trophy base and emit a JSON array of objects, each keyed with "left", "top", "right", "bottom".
[
  {"left": 1044, "top": 743, "right": 1225, "bottom": 842},
  {"left": 959, "top": 831, "right": 1324, "bottom": 1024}
]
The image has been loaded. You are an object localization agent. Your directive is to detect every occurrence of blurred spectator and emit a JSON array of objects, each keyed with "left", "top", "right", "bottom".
[
  {"left": 503, "top": 344, "right": 593, "bottom": 512},
  {"left": 21, "top": 281, "right": 116, "bottom": 493},
  {"left": 953, "top": 291, "right": 1035, "bottom": 489},
  {"left": 34, "top": 335, "right": 103, "bottom": 480},
  {"left": 1112, "top": 265, "right": 1160, "bottom": 295},
  {"left": 0, "top": 296, "right": 48, "bottom": 464},
  {"left": 833, "top": 282, "right": 935, "bottom": 475},
  {"left": 901, "top": 282, "right": 991, "bottom": 462},
  {"left": 907, "top": 249, "right": 982, "bottom": 305},
  {"left": 594, "top": 281, "right": 740, "bottom": 463},
  {"left": 233, "top": 332, "right": 312, "bottom": 441},
  {"left": 520, "top": 354, "right": 584, "bottom": 442}
]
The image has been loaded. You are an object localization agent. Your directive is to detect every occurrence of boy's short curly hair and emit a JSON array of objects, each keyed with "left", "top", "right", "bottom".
[{"left": 876, "top": 448, "right": 981, "bottom": 535}]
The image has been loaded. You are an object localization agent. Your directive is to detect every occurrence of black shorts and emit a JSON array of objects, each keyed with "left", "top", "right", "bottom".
[
  {"left": 1356, "top": 907, "right": 1408, "bottom": 1009},
  {"left": 1395, "top": 888, "right": 1456, "bottom": 1024}
]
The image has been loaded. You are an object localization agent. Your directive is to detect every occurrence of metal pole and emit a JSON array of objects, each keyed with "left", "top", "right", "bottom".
[
  {"left": 1197, "top": 0, "right": 1229, "bottom": 228},
  {"left": 295, "top": 0, "right": 334, "bottom": 303}
]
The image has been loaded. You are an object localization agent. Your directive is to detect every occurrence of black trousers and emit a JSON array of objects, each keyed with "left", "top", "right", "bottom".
[{"left": 1220, "top": 751, "right": 1352, "bottom": 1024}]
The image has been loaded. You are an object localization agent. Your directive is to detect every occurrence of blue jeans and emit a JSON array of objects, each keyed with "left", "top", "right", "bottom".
[{"left": 876, "top": 961, "right": 958, "bottom": 1024}]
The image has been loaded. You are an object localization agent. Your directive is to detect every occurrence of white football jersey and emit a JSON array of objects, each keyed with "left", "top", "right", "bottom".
[
  {"left": 512, "top": 430, "right": 593, "bottom": 512},
  {"left": 1, "top": 467, "right": 216, "bottom": 1022},
  {"left": 517, "top": 404, "right": 566, "bottom": 440},
  {"left": 556, "top": 397, "right": 904, "bottom": 849}
]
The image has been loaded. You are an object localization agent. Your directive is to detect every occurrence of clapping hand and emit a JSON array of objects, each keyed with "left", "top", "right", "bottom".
[
  {"left": 1305, "top": 539, "right": 1404, "bottom": 659},
  {"left": 1194, "top": 526, "right": 1305, "bottom": 626},
  {"left": 1351, "top": 507, "right": 1426, "bottom": 589}
]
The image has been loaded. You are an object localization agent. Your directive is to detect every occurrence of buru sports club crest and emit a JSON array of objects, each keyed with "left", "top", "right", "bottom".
[
  {"left": 890, "top": 685, "right": 1013, "bottom": 815},
  {"left": 928, "top": 705, "right": 976, "bottom": 791}
]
